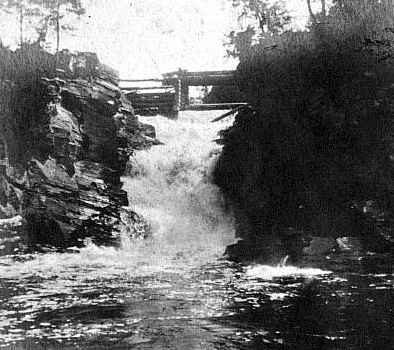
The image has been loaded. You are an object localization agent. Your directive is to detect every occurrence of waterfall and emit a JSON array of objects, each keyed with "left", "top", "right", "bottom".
[
  {"left": 121, "top": 111, "right": 236, "bottom": 269},
  {"left": 0, "top": 111, "right": 332, "bottom": 280}
]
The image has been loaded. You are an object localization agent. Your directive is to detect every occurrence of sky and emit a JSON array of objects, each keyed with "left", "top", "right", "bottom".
[{"left": 0, "top": 0, "right": 316, "bottom": 78}]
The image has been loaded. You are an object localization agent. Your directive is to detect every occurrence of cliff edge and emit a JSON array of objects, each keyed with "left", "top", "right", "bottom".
[{"left": 0, "top": 46, "right": 156, "bottom": 250}]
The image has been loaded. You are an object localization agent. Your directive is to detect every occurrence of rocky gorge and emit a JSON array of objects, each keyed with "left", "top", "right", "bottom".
[{"left": 0, "top": 46, "right": 157, "bottom": 250}]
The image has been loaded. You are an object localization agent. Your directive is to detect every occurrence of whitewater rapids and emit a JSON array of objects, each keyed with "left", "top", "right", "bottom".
[
  {"left": 120, "top": 111, "right": 237, "bottom": 270},
  {"left": 1, "top": 111, "right": 390, "bottom": 350}
]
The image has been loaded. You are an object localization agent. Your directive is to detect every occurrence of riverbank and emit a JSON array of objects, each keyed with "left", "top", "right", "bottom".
[
  {"left": 0, "top": 45, "right": 157, "bottom": 250},
  {"left": 213, "top": 7, "right": 394, "bottom": 263},
  {"left": 0, "top": 111, "right": 392, "bottom": 350}
]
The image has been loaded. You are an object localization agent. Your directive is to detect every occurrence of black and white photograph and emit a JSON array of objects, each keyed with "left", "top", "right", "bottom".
[{"left": 0, "top": 0, "right": 393, "bottom": 349}]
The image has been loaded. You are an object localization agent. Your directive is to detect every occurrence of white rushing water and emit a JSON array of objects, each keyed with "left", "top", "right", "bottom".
[
  {"left": 0, "top": 111, "right": 237, "bottom": 279},
  {"left": 0, "top": 110, "right": 333, "bottom": 279},
  {"left": 120, "top": 111, "right": 237, "bottom": 270},
  {"left": 3, "top": 111, "right": 376, "bottom": 350}
]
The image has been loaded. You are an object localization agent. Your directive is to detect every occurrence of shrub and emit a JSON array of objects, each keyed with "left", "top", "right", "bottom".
[{"left": 215, "top": 1, "right": 394, "bottom": 238}]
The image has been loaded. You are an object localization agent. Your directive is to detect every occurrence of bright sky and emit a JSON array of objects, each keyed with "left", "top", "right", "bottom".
[{"left": 0, "top": 0, "right": 315, "bottom": 78}]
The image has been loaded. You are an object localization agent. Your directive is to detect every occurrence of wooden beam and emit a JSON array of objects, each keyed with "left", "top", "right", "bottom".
[
  {"left": 163, "top": 70, "right": 235, "bottom": 77},
  {"left": 122, "top": 85, "right": 174, "bottom": 91},
  {"left": 130, "top": 98, "right": 175, "bottom": 104},
  {"left": 163, "top": 76, "right": 237, "bottom": 86},
  {"left": 211, "top": 105, "right": 248, "bottom": 122},
  {"left": 131, "top": 102, "right": 174, "bottom": 108},
  {"left": 183, "top": 70, "right": 235, "bottom": 77},
  {"left": 180, "top": 82, "right": 189, "bottom": 109},
  {"left": 119, "top": 78, "right": 163, "bottom": 83},
  {"left": 184, "top": 103, "right": 247, "bottom": 111},
  {"left": 184, "top": 76, "right": 237, "bottom": 86},
  {"left": 174, "top": 79, "right": 181, "bottom": 113}
]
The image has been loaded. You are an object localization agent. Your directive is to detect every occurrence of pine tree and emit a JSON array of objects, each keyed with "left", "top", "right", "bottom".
[
  {"left": 0, "top": 0, "right": 86, "bottom": 50},
  {"left": 32, "top": 0, "right": 85, "bottom": 53}
]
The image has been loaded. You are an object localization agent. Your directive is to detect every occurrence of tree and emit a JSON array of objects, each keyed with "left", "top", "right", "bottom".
[
  {"left": 34, "top": 0, "right": 86, "bottom": 53},
  {"left": 233, "top": 0, "right": 291, "bottom": 36},
  {"left": 0, "top": 0, "right": 86, "bottom": 51},
  {"left": 226, "top": 26, "right": 255, "bottom": 58},
  {"left": 226, "top": 0, "right": 291, "bottom": 58},
  {"left": 216, "top": 0, "right": 394, "bottom": 248},
  {"left": 0, "top": 0, "right": 25, "bottom": 45},
  {"left": 306, "top": 0, "right": 327, "bottom": 24}
]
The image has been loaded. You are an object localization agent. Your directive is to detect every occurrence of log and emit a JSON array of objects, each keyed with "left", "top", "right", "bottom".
[{"left": 210, "top": 105, "right": 247, "bottom": 122}]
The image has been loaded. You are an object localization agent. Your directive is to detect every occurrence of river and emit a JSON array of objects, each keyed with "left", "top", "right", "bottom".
[{"left": 0, "top": 111, "right": 393, "bottom": 349}]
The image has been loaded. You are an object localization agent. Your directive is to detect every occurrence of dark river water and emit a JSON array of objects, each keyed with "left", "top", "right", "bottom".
[{"left": 0, "top": 112, "right": 393, "bottom": 350}]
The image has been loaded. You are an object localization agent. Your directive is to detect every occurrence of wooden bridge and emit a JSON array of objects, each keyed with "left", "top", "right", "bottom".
[{"left": 120, "top": 69, "right": 246, "bottom": 116}]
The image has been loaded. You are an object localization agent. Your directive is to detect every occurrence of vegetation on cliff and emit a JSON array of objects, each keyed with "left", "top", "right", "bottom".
[
  {"left": 215, "top": 0, "right": 394, "bottom": 258},
  {"left": 0, "top": 45, "right": 155, "bottom": 250}
]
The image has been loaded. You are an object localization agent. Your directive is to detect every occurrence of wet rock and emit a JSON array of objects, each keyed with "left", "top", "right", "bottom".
[
  {"left": 225, "top": 230, "right": 310, "bottom": 265},
  {"left": 303, "top": 237, "right": 337, "bottom": 256},
  {"left": 336, "top": 237, "right": 361, "bottom": 251},
  {"left": 0, "top": 49, "right": 157, "bottom": 249},
  {"left": 216, "top": 106, "right": 394, "bottom": 262}
]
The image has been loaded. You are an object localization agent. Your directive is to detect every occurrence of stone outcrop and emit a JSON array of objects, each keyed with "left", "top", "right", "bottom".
[
  {"left": 213, "top": 19, "right": 394, "bottom": 263},
  {"left": 215, "top": 107, "right": 394, "bottom": 264},
  {"left": 0, "top": 47, "right": 156, "bottom": 249}
]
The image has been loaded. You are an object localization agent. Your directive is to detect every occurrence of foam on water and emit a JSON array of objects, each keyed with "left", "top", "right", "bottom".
[
  {"left": 121, "top": 111, "right": 237, "bottom": 268},
  {"left": 0, "top": 111, "right": 237, "bottom": 278},
  {"left": 1, "top": 111, "right": 393, "bottom": 349},
  {"left": 245, "top": 264, "right": 332, "bottom": 280},
  {"left": 0, "top": 110, "right": 332, "bottom": 280}
]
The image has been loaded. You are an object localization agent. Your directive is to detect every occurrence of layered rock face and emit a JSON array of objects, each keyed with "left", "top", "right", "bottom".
[{"left": 0, "top": 48, "right": 155, "bottom": 249}]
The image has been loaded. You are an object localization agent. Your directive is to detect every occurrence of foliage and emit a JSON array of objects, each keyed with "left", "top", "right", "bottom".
[
  {"left": 203, "top": 84, "right": 246, "bottom": 104},
  {"left": 0, "top": 44, "right": 56, "bottom": 163},
  {"left": 226, "top": 0, "right": 291, "bottom": 58},
  {"left": 32, "top": 0, "right": 85, "bottom": 49},
  {"left": 215, "top": 0, "right": 394, "bottom": 239},
  {"left": 232, "top": 0, "right": 291, "bottom": 34},
  {"left": 0, "top": 0, "right": 86, "bottom": 49}
]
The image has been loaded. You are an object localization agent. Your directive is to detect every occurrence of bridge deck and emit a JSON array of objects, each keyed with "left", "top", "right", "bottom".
[
  {"left": 121, "top": 69, "right": 242, "bottom": 115},
  {"left": 162, "top": 70, "right": 237, "bottom": 86},
  {"left": 122, "top": 86, "right": 174, "bottom": 91}
]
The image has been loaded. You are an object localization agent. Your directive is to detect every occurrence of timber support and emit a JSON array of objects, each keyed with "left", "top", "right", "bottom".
[{"left": 120, "top": 68, "right": 244, "bottom": 116}]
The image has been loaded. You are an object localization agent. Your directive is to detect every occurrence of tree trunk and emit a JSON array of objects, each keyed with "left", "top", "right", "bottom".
[
  {"left": 19, "top": 0, "right": 23, "bottom": 46},
  {"left": 306, "top": 0, "right": 317, "bottom": 24},
  {"left": 321, "top": 0, "right": 326, "bottom": 17},
  {"left": 37, "top": 15, "right": 50, "bottom": 45},
  {"left": 56, "top": 0, "right": 60, "bottom": 54}
]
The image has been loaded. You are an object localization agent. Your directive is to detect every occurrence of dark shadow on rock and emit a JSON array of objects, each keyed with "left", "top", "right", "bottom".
[{"left": 0, "top": 46, "right": 156, "bottom": 250}]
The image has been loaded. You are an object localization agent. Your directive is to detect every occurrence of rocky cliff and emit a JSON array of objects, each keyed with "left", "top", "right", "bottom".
[
  {"left": 214, "top": 25, "right": 394, "bottom": 262},
  {"left": 0, "top": 46, "right": 156, "bottom": 250}
]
